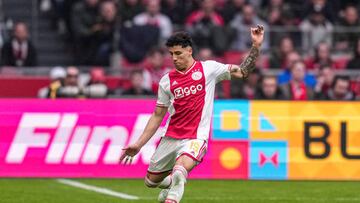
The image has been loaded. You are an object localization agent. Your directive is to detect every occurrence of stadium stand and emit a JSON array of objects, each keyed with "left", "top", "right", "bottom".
[{"left": 0, "top": 0, "right": 359, "bottom": 100}]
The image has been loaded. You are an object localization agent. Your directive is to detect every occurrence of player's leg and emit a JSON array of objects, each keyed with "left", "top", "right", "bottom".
[
  {"left": 145, "top": 136, "right": 177, "bottom": 200},
  {"left": 165, "top": 156, "right": 196, "bottom": 203},
  {"left": 145, "top": 171, "right": 174, "bottom": 203},
  {"left": 144, "top": 171, "right": 171, "bottom": 188},
  {"left": 165, "top": 139, "right": 207, "bottom": 203}
]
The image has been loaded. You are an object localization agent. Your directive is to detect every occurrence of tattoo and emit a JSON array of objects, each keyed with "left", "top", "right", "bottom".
[{"left": 239, "top": 45, "right": 260, "bottom": 79}]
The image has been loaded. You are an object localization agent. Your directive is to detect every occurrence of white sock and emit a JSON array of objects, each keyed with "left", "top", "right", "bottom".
[
  {"left": 158, "top": 175, "right": 172, "bottom": 189},
  {"left": 166, "top": 165, "right": 188, "bottom": 202}
]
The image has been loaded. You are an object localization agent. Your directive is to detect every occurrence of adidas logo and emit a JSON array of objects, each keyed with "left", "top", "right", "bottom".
[{"left": 172, "top": 81, "right": 178, "bottom": 86}]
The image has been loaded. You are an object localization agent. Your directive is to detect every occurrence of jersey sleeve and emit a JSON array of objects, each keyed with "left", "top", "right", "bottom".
[
  {"left": 204, "top": 60, "right": 232, "bottom": 83},
  {"left": 156, "top": 77, "right": 170, "bottom": 107}
]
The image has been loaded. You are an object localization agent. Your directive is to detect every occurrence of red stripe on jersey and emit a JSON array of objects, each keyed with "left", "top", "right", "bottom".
[
  {"left": 165, "top": 61, "right": 206, "bottom": 139},
  {"left": 175, "top": 60, "right": 196, "bottom": 75}
]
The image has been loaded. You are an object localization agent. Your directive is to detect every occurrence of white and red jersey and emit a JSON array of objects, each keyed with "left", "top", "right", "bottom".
[{"left": 156, "top": 60, "right": 231, "bottom": 141}]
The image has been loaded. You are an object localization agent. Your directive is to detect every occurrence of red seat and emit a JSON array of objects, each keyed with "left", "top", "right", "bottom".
[
  {"left": 120, "top": 58, "right": 147, "bottom": 70},
  {"left": 224, "top": 51, "right": 244, "bottom": 64},
  {"left": 333, "top": 56, "right": 350, "bottom": 69},
  {"left": 0, "top": 76, "right": 50, "bottom": 98},
  {"left": 105, "top": 76, "right": 122, "bottom": 90},
  {"left": 351, "top": 80, "right": 360, "bottom": 96}
]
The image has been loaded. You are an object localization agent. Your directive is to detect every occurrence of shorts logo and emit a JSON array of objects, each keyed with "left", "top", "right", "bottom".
[
  {"left": 174, "top": 84, "right": 203, "bottom": 99},
  {"left": 191, "top": 71, "right": 202, "bottom": 81}
]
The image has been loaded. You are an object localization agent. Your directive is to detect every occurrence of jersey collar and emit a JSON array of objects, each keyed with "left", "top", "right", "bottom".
[{"left": 175, "top": 60, "right": 197, "bottom": 75}]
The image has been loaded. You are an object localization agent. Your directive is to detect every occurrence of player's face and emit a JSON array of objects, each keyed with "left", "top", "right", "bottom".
[{"left": 168, "top": 45, "right": 193, "bottom": 71}]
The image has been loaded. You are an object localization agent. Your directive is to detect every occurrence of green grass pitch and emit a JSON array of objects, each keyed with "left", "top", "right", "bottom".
[{"left": 1, "top": 179, "right": 360, "bottom": 203}]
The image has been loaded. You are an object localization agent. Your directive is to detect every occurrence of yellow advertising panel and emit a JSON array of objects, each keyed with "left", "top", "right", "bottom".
[{"left": 251, "top": 101, "right": 360, "bottom": 180}]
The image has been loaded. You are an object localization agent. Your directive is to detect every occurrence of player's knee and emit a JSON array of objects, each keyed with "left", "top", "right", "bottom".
[{"left": 144, "top": 176, "right": 160, "bottom": 188}]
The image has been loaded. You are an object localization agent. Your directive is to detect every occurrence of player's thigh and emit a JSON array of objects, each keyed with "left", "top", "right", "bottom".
[
  {"left": 175, "top": 139, "right": 207, "bottom": 172},
  {"left": 148, "top": 137, "right": 177, "bottom": 180}
]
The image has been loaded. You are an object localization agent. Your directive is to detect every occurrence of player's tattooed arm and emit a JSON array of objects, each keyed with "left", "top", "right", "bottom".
[
  {"left": 230, "top": 24, "right": 264, "bottom": 79},
  {"left": 230, "top": 45, "right": 260, "bottom": 79}
]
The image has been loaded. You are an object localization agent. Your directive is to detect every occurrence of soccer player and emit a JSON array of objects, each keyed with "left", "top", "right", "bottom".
[{"left": 120, "top": 25, "right": 264, "bottom": 203}]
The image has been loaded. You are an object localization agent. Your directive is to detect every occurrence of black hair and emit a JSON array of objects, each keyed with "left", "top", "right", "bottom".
[{"left": 166, "top": 31, "right": 193, "bottom": 48}]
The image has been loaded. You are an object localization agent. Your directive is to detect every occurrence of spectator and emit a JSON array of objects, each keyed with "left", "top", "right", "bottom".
[
  {"left": 262, "top": 1, "right": 298, "bottom": 46},
  {"left": 118, "top": 0, "right": 144, "bottom": 24},
  {"left": 284, "top": 0, "right": 306, "bottom": 22},
  {"left": 186, "top": 0, "right": 224, "bottom": 27},
  {"left": 142, "top": 48, "right": 171, "bottom": 93},
  {"left": 306, "top": 42, "right": 337, "bottom": 70},
  {"left": 133, "top": 0, "right": 173, "bottom": 42},
  {"left": 316, "top": 75, "right": 356, "bottom": 100},
  {"left": 346, "top": 38, "right": 360, "bottom": 69},
  {"left": 71, "top": 0, "right": 99, "bottom": 65},
  {"left": 37, "top": 66, "right": 66, "bottom": 98},
  {"left": 186, "top": 0, "right": 233, "bottom": 55},
  {"left": 277, "top": 51, "right": 317, "bottom": 87},
  {"left": 118, "top": 22, "right": 160, "bottom": 63},
  {"left": 299, "top": 7, "right": 333, "bottom": 51},
  {"left": 197, "top": 47, "right": 215, "bottom": 61},
  {"left": 231, "top": 67, "right": 262, "bottom": 99},
  {"left": 314, "top": 65, "right": 335, "bottom": 96},
  {"left": 83, "top": 67, "right": 108, "bottom": 98},
  {"left": 254, "top": 75, "right": 286, "bottom": 100},
  {"left": 1, "top": 22, "right": 37, "bottom": 67},
  {"left": 230, "top": 4, "right": 269, "bottom": 51},
  {"left": 57, "top": 66, "right": 81, "bottom": 98},
  {"left": 122, "top": 70, "right": 154, "bottom": 96},
  {"left": 269, "top": 36, "right": 295, "bottom": 69},
  {"left": 335, "top": 5, "right": 360, "bottom": 51},
  {"left": 303, "top": 0, "right": 339, "bottom": 23},
  {"left": 280, "top": 60, "right": 314, "bottom": 100},
  {"left": 221, "top": 0, "right": 246, "bottom": 25},
  {"left": 260, "top": 0, "right": 291, "bottom": 21},
  {"left": 161, "top": 0, "right": 194, "bottom": 26},
  {"left": 47, "top": 0, "right": 81, "bottom": 36},
  {"left": 93, "top": 0, "right": 118, "bottom": 66},
  {"left": 267, "top": 7, "right": 282, "bottom": 45}
]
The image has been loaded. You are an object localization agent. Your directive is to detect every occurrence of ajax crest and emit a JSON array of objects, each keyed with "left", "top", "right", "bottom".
[{"left": 192, "top": 71, "right": 202, "bottom": 81}]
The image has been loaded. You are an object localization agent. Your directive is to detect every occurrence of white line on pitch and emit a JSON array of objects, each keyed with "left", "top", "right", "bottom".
[{"left": 56, "top": 179, "right": 139, "bottom": 200}]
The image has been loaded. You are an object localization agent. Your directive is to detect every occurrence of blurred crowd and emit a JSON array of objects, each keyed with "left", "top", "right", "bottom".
[
  {"left": 37, "top": 50, "right": 360, "bottom": 100},
  {"left": 42, "top": 0, "right": 360, "bottom": 64},
  {"left": 1, "top": 0, "right": 360, "bottom": 100}
]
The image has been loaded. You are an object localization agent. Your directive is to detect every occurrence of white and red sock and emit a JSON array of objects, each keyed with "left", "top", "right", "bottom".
[{"left": 166, "top": 165, "right": 188, "bottom": 202}]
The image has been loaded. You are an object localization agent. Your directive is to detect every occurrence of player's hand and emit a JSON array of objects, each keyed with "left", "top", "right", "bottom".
[
  {"left": 251, "top": 24, "right": 264, "bottom": 48},
  {"left": 120, "top": 143, "right": 141, "bottom": 165}
]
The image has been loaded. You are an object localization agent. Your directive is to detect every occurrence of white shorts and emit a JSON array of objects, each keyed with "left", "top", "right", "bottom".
[{"left": 147, "top": 136, "right": 207, "bottom": 174}]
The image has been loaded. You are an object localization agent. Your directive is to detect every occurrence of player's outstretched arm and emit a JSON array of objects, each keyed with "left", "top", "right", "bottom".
[
  {"left": 120, "top": 106, "right": 167, "bottom": 164},
  {"left": 230, "top": 24, "right": 264, "bottom": 79}
]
